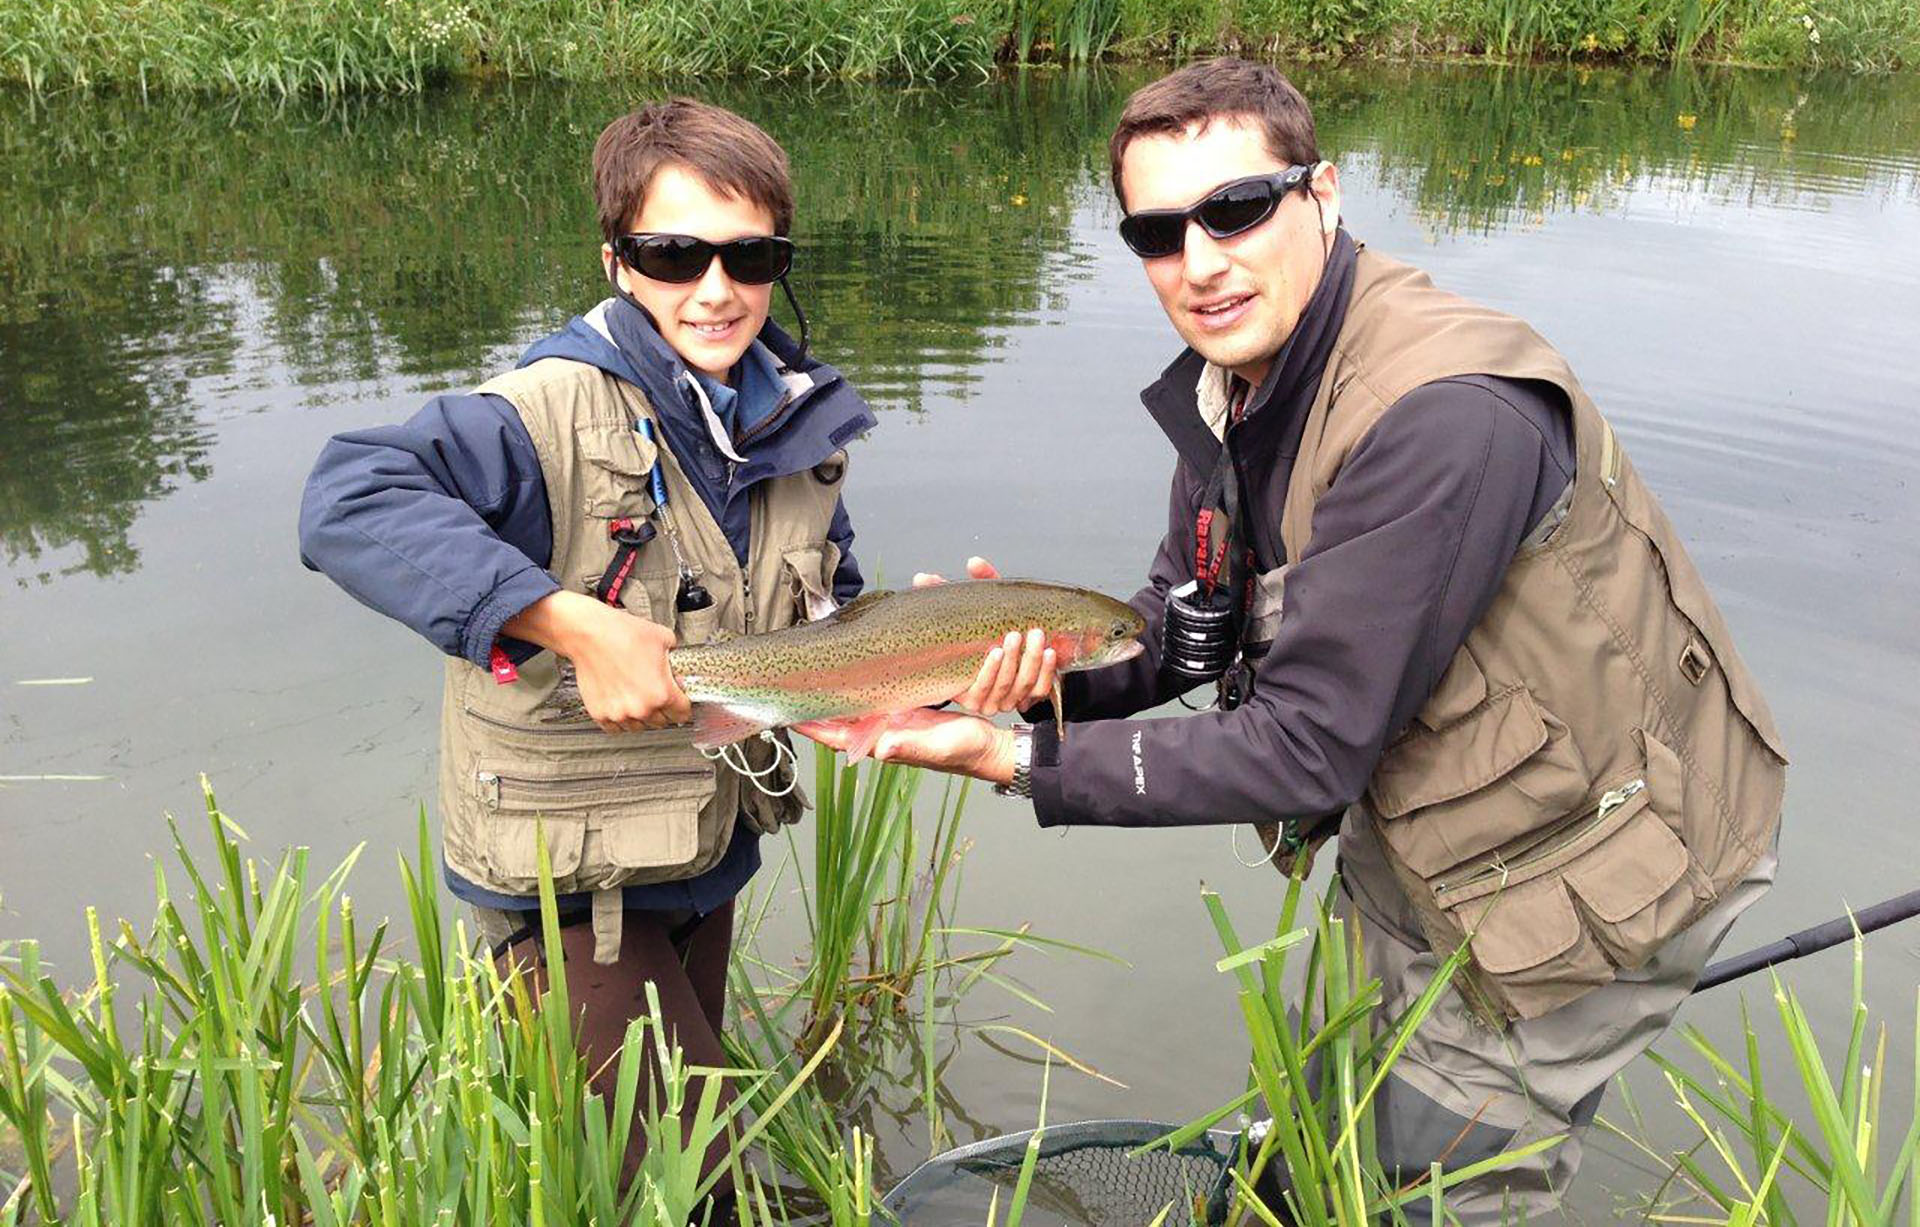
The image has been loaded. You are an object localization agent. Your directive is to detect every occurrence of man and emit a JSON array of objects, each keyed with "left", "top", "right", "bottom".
[{"left": 803, "top": 59, "right": 1787, "bottom": 1220}]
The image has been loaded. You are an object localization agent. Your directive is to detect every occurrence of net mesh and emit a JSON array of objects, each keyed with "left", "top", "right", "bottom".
[{"left": 882, "top": 1120, "right": 1239, "bottom": 1226}]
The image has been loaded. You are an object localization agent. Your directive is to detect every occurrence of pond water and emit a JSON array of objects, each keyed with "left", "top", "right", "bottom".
[{"left": 3, "top": 65, "right": 1919, "bottom": 1219}]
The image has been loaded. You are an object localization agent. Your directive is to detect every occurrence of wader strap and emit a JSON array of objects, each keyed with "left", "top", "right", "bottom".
[{"left": 591, "top": 888, "right": 623, "bottom": 964}]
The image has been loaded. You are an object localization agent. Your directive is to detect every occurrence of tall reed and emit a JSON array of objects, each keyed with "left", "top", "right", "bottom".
[
  {"left": 1156, "top": 877, "right": 1560, "bottom": 1226},
  {"left": 0, "top": 782, "right": 838, "bottom": 1225},
  {"left": 1609, "top": 935, "right": 1920, "bottom": 1225}
]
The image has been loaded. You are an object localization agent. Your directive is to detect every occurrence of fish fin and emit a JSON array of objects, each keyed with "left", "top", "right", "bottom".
[
  {"left": 1052, "top": 674, "right": 1067, "bottom": 743},
  {"left": 691, "top": 703, "right": 776, "bottom": 751},
  {"left": 842, "top": 714, "right": 895, "bottom": 762}
]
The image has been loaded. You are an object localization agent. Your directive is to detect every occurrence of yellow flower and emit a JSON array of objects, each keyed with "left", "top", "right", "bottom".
[
  {"left": 1677, "top": 113, "right": 1698, "bottom": 130},
  {"left": 1010, "top": 194, "right": 1028, "bottom": 206}
]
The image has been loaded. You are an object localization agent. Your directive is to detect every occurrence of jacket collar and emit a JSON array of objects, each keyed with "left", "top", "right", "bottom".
[
  {"left": 521, "top": 297, "right": 876, "bottom": 482},
  {"left": 1140, "top": 228, "right": 1358, "bottom": 475}
]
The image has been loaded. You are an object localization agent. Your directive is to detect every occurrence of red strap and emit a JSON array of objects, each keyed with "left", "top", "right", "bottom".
[
  {"left": 600, "top": 548, "right": 640, "bottom": 607},
  {"left": 489, "top": 645, "right": 520, "bottom": 685},
  {"left": 1193, "top": 508, "right": 1229, "bottom": 595}
]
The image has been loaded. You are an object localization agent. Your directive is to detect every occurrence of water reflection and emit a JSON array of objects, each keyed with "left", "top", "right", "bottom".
[{"left": 0, "top": 65, "right": 1915, "bottom": 586}]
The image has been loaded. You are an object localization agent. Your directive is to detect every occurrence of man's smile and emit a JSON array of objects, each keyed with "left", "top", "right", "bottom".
[{"left": 1189, "top": 292, "right": 1256, "bottom": 331}]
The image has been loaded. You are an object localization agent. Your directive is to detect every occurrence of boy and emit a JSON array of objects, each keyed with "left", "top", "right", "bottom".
[{"left": 300, "top": 98, "right": 875, "bottom": 1192}]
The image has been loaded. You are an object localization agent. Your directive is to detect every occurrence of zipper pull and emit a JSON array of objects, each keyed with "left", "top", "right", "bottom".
[
  {"left": 1598, "top": 778, "right": 1646, "bottom": 819},
  {"left": 476, "top": 771, "right": 502, "bottom": 809}
]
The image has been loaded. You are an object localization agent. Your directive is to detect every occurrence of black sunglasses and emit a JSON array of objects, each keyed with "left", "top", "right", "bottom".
[
  {"left": 612, "top": 232, "right": 795, "bottom": 285},
  {"left": 1118, "top": 165, "right": 1316, "bottom": 259}
]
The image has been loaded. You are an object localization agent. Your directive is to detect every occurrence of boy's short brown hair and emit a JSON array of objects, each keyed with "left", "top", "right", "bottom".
[
  {"left": 592, "top": 98, "right": 794, "bottom": 241},
  {"left": 1109, "top": 59, "right": 1320, "bottom": 209}
]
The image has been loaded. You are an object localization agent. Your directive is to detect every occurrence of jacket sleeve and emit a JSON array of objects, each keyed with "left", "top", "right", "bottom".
[
  {"left": 298, "top": 392, "right": 560, "bottom": 669},
  {"left": 1047, "top": 460, "right": 1207, "bottom": 721},
  {"left": 828, "top": 495, "right": 864, "bottom": 602},
  {"left": 1029, "top": 379, "right": 1571, "bottom": 829}
]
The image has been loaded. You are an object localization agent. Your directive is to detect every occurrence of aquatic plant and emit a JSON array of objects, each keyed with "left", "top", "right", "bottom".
[
  {"left": 0, "top": 783, "right": 842, "bottom": 1225},
  {"left": 1156, "top": 876, "right": 1563, "bottom": 1225},
  {"left": 1607, "top": 936, "right": 1920, "bottom": 1225}
]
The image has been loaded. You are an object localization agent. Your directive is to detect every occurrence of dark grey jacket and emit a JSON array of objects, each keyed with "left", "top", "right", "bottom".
[{"left": 1030, "top": 233, "right": 1575, "bottom": 832}]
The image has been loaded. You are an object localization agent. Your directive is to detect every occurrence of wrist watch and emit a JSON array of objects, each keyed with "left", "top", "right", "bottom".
[{"left": 993, "top": 723, "right": 1034, "bottom": 798}]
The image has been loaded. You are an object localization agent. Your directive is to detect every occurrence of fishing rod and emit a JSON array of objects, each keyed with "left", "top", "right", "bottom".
[{"left": 1693, "top": 885, "right": 1920, "bottom": 993}]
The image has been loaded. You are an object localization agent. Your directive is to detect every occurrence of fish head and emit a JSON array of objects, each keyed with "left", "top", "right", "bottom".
[{"left": 1054, "top": 593, "right": 1148, "bottom": 671}]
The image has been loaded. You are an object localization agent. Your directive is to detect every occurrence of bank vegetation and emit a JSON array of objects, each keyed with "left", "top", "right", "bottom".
[{"left": 0, "top": 0, "right": 1911, "bottom": 95}]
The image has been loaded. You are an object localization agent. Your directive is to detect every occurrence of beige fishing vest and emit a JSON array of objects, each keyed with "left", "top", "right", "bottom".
[
  {"left": 1274, "top": 249, "right": 1787, "bottom": 1023},
  {"left": 437, "top": 357, "right": 849, "bottom": 961}
]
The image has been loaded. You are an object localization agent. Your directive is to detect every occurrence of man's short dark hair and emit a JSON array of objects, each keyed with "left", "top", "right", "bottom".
[
  {"left": 592, "top": 98, "right": 794, "bottom": 242},
  {"left": 1109, "top": 59, "right": 1320, "bottom": 209}
]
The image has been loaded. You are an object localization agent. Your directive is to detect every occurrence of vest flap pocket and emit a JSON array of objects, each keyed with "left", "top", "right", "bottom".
[
  {"left": 1454, "top": 875, "right": 1616, "bottom": 1019},
  {"left": 1562, "top": 806, "right": 1689, "bottom": 924},
  {"left": 598, "top": 775, "right": 709, "bottom": 870},
  {"left": 1370, "top": 687, "right": 1549, "bottom": 819},
  {"left": 1459, "top": 876, "right": 1581, "bottom": 975},
  {"left": 781, "top": 544, "right": 839, "bottom": 623},
  {"left": 1609, "top": 476, "right": 1788, "bottom": 764},
  {"left": 478, "top": 815, "right": 586, "bottom": 891},
  {"left": 578, "top": 424, "right": 658, "bottom": 479}
]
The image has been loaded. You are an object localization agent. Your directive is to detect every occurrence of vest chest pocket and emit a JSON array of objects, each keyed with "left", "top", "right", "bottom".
[
  {"left": 1601, "top": 451, "right": 1788, "bottom": 766},
  {"left": 470, "top": 754, "right": 716, "bottom": 895},
  {"left": 577, "top": 423, "right": 658, "bottom": 520}
]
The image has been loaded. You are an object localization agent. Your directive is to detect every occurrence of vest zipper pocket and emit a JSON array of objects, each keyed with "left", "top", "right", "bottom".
[
  {"left": 476, "top": 766, "right": 710, "bottom": 811},
  {"left": 1434, "top": 778, "right": 1645, "bottom": 901},
  {"left": 465, "top": 705, "right": 602, "bottom": 740}
]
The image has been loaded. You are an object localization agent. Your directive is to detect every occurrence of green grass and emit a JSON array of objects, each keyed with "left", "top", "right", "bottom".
[
  {"left": 3, "top": 774, "right": 1916, "bottom": 1224},
  {"left": 0, "top": 0, "right": 1910, "bottom": 94},
  {"left": 0, "top": 785, "right": 847, "bottom": 1225}
]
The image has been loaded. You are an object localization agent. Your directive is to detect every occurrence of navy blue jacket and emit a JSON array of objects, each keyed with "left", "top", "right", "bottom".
[{"left": 300, "top": 298, "right": 877, "bottom": 913}]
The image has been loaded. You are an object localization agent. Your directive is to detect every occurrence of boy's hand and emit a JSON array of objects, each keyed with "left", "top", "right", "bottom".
[
  {"left": 912, "top": 557, "right": 1056, "bottom": 716},
  {"left": 502, "top": 590, "right": 691, "bottom": 733}
]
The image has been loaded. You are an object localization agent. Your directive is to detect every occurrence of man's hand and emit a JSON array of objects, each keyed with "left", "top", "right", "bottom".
[
  {"left": 795, "top": 709, "right": 1018, "bottom": 783},
  {"left": 502, "top": 590, "right": 692, "bottom": 734},
  {"left": 914, "top": 557, "right": 1058, "bottom": 717}
]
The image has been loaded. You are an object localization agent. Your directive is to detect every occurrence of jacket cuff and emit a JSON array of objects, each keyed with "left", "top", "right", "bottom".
[
  {"left": 461, "top": 564, "right": 561, "bottom": 670},
  {"left": 1029, "top": 720, "right": 1071, "bottom": 828}
]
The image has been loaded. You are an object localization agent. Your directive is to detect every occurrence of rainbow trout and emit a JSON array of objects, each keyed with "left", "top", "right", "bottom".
[{"left": 669, "top": 578, "right": 1146, "bottom": 752}]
